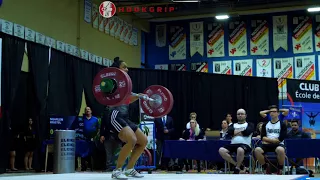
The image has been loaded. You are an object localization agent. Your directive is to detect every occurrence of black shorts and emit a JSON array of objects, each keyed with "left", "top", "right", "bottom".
[
  {"left": 109, "top": 110, "right": 138, "bottom": 134},
  {"left": 258, "top": 144, "right": 285, "bottom": 153},
  {"left": 223, "top": 143, "right": 252, "bottom": 154}
]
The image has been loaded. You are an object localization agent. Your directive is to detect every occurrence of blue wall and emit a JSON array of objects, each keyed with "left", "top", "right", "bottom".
[{"left": 146, "top": 10, "right": 320, "bottom": 78}]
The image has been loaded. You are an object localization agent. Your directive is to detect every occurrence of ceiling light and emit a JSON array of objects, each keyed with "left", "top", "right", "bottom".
[
  {"left": 307, "top": 7, "right": 320, "bottom": 12},
  {"left": 215, "top": 15, "right": 229, "bottom": 20}
]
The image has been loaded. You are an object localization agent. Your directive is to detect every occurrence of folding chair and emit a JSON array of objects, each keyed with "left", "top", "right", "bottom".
[
  {"left": 224, "top": 151, "right": 253, "bottom": 174},
  {"left": 255, "top": 152, "right": 289, "bottom": 175}
]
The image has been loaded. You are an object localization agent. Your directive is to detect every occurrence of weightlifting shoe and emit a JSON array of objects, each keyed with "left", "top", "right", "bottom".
[
  {"left": 112, "top": 168, "right": 128, "bottom": 179},
  {"left": 124, "top": 168, "right": 144, "bottom": 178}
]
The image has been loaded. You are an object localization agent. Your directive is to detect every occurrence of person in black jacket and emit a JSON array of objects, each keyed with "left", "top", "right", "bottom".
[
  {"left": 178, "top": 119, "right": 204, "bottom": 172},
  {"left": 154, "top": 115, "right": 174, "bottom": 170},
  {"left": 218, "top": 109, "right": 254, "bottom": 174},
  {"left": 100, "top": 107, "right": 122, "bottom": 171},
  {"left": 254, "top": 105, "right": 287, "bottom": 175}
]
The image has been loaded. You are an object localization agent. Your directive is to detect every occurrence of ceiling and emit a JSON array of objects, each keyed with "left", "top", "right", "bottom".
[{"left": 113, "top": 0, "right": 320, "bottom": 22}]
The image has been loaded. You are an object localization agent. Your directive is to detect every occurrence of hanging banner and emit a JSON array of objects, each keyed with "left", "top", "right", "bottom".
[
  {"left": 256, "top": 59, "right": 272, "bottom": 77},
  {"left": 228, "top": 20, "right": 248, "bottom": 57},
  {"left": 155, "top": 24, "right": 166, "bottom": 47},
  {"left": 169, "top": 25, "right": 186, "bottom": 60},
  {"left": 273, "top": 15, "right": 288, "bottom": 52},
  {"left": 250, "top": 19, "right": 269, "bottom": 55},
  {"left": 233, "top": 59, "right": 253, "bottom": 76},
  {"left": 294, "top": 55, "right": 316, "bottom": 80},
  {"left": 115, "top": 18, "right": 123, "bottom": 40},
  {"left": 292, "top": 16, "right": 313, "bottom": 54},
  {"left": 190, "top": 22, "right": 204, "bottom": 57},
  {"left": 273, "top": 57, "right": 294, "bottom": 99},
  {"left": 109, "top": 17, "right": 116, "bottom": 37},
  {"left": 212, "top": 61, "right": 232, "bottom": 75},
  {"left": 84, "top": 0, "right": 92, "bottom": 23},
  {"left": 314, "top": 15, "right": 320, "bottom": 52},
  {"left": 207, "top": 22, "right": 225, "bottom": 58},
  {"left": 170, "top": 64, "right": 186, "bottom": 71},
  {"left": 91, "top": 3, "right": 99, "bottom": 29},
  {"left": 155, "top": 64, "right": 168, "bottom": 70},
  {"left": 287, "top": 79, "right": 320, "bottom": 103},
  {"left": 190, "top": 62, "right": 208, "bottom": 72}
]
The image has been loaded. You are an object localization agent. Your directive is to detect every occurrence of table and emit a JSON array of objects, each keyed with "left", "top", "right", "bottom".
[
  {"left": 42, "top": 139, "right": 93, "bottom": 172},
  {"left": 163, "top": 140, "right": 230, "bottom": 161},
  {"left": 285, "top": 139, "right": 320, "bottom": 158}
]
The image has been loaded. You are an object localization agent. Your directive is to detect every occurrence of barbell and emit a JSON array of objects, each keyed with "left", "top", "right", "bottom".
[{"left": 92, "top": 67, "right": 174, "bottom": 118}]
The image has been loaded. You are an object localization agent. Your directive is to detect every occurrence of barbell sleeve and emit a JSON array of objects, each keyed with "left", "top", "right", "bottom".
[{"left": 131, "top": 92, "right": 156, "bottom": 102}]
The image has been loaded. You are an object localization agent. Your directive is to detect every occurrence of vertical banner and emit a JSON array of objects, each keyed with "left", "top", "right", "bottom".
[
  {"left": 109, "top": 17, "right": 116, "bottom": 37},
  {"left": 155, "top": 24, "right": 166, "bottom": 47},
  {"left": 115, "top": 18, "right": 123, "bottom": 40},
  {"left": 189, "top": 22, "right": 204, "bottom": 57},
  {"left": 294, "top": 55, "right": 316, "bottom": 80},
  {"left": 212, "top": 61, "right": 232, "bottom": 75},
  {"left": 233, "top": 59, "right": 253, "bottom": 76},
  {"left": 207, "top": 22, "right": 225, "bottom": 58},
  {"left": 273, "top": 57, "right": 294, "bottom": 99},
  {"left": 190, "top": 62, "right": 208, "bottom": 72},
  {"left": 170, "top": 64, "right": 187, "bottom": 71},
  {"left": 169, "top": 25, "right": 186, "bottom": 60},
  {"left": 228, "top": 20, "right": 248, "bottom": 57},
  {"left": 91, "top": 3, "right": 99, "bottom": 29},
  {"left": 314, "top": 15, "right": 320, "bottom": 52},
  {"left": 84, "top": 0, "right": 92, "bottom": 23},
  {"left": 155, "top": 64, "right": 168, "bottom": 70},
  {"left": 250, "top": 19, "right": 269, "bottom": 55},
  {"left": 292, "top": 16, "right": 313, "bottom": 54},
  {"left": 0, "top": 38, "right": 2, "bottom": 119},
  {"left": 256, "top": 59, "right": 272, "bottom": 77},
  {"left": 273, "top": 15, "right": 288, "bottom": 52}
]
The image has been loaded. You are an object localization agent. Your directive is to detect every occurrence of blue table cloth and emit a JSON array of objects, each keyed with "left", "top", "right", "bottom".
[{"left": 163, "top": 140, "right": 230, "bottom": 161}]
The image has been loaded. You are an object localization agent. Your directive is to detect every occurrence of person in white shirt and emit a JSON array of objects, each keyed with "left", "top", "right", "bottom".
[
  {"left": 218, "top": 109, "right": 254, "bottom": 174},
  {"left": 254, "top": 105, "right": 287, "bottom": 175}
]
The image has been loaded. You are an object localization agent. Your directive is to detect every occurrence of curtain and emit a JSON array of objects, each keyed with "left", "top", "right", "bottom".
[
  {"left": 81, "top": 61, "right": 104, "bottom": 117},
  {"left": 0, "top": 33, "right": 25, "bottom": 173},
  {"left": 10, "top": 72, "right": 31, "bottom": 131},
  {"left": 47, "top": 49, "right": 83, "bottom": 116},
  {"left": 128, "top": 68, "right": 278, "bottom": 139},
  {"left": 27, "top": 42, "right": 50, "bottom": 170}
]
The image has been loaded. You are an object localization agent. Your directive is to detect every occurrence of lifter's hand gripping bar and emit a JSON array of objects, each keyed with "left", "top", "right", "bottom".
[{"left": 131, "top": 92, "right": 156, "bottom": 102}]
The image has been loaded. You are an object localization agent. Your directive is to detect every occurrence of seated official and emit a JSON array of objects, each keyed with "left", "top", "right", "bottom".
[
  {"left": 252, "top": 122, "right": 263, "bottom": 140},
  {"left": 254, "top": 105, "right": 287, "bottom": 175},
  {"left": 220, "top": 120, "right": 229, "bottom": 140},
  {"left": 219, "top": 109, "right": 254, "bottom": 174},
  {"left": 287, "top": 120, "right": 311, "bottom": 168},
  {"left": 179, "top": 119, "right": 204, "bottom": 172}
]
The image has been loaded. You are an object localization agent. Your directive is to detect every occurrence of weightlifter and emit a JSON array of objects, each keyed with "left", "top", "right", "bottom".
[{"left": 103, "top": 57, "right": 148, "bottom": 179}]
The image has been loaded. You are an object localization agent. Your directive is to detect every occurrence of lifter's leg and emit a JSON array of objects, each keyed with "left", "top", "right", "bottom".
[
  {"left": 125, "top": 129, "right": 147, "bottom": 177},
  {"left": 116, "top": 127, "right": 137, "bottom": 169},
  {"left": 126, "top": 129, "right": 148, "bottom": 169},
  {"left": 112, "top": 126, "right": 136, "bottom": 179}
]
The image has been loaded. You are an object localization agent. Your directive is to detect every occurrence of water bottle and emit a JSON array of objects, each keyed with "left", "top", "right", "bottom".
[{"left": 292, "top": 166, "right": 296, "bottom": 175}]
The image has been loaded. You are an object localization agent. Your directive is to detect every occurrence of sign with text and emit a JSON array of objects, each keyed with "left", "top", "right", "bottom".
[{"left": 287, "top": 79, "right": 320, "bottom": 102}]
